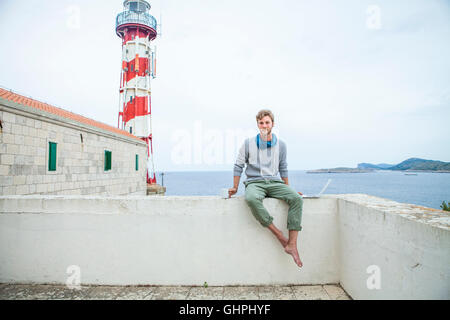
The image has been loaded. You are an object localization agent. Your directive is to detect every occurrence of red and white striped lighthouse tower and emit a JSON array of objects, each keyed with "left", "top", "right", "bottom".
[{"left": 116, "top": 0, "right": 158, "bottom": 184}]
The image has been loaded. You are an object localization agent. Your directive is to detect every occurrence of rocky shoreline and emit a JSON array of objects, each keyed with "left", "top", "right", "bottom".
[{"left": 306, "top": 168, "right": 374, "bottom": 173}]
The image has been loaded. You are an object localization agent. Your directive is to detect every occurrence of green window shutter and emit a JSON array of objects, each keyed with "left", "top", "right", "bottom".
[
  {"left": 136, "top": 154, "right": 139, "bottom": 171},
  {"left": 105, "top": 151, "right": 112, "bottom": 171},
  {"left": 48, "top": 142, "right": 57, "bottom": 172}
]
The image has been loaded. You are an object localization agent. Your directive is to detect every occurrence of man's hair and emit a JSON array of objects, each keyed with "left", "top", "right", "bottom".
[{"left": 256, "top": 109, "right": 275, "bottom": 123}]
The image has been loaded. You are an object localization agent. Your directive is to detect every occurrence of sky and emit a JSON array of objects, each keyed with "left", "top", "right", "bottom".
[{"left": 0, "top": 0, "right": 449, "bottom": 172}]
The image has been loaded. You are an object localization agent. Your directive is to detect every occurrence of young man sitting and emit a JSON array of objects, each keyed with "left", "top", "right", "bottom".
[{"left": 229, "top": 109, "right": 304, "bottom": 268}]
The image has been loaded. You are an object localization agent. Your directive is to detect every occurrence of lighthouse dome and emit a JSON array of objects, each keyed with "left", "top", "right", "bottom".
[{"left": 124, "top": 0, "right": 151, "bottom": 13}]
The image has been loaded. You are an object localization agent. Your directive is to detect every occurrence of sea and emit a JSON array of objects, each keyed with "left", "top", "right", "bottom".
[{"left": 156, "top": 170, "right": 450, "bottom": 210}]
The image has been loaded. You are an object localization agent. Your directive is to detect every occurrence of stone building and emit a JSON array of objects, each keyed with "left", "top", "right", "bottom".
[{"left": 0, "top": 88, "right": 147, "bottom": 196}]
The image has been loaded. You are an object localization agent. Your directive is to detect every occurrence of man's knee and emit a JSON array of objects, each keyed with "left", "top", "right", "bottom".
[
  {"left": 287, "top": 192, "right": 303, "bottom": 206},
  {"left": 245, "top": 195, "right": 262, "bottom": 207}
]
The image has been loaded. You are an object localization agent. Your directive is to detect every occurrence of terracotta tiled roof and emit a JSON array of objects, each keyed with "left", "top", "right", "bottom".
[{"left": 0, "top": 87, "right": 142, "bottom": 142}]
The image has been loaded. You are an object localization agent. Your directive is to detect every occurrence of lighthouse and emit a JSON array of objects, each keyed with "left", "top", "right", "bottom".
[{"left": 116, "top": 0, "right": 158, "bottom": 185}]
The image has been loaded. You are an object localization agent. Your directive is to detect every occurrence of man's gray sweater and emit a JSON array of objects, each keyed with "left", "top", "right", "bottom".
[{"left": 233, "top": 133, "right": 288, "bottom": 184}]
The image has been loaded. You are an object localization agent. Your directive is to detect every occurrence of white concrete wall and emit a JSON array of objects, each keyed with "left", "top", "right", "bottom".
[
  {"left": 333, "top": 194, "right": 450, "bottom": 300},
  {"left": 0, "top": 195, "right": 339, "bottom": 286},
  {"left": 0, "top": 194, "right": 449, "bottom": 300}
]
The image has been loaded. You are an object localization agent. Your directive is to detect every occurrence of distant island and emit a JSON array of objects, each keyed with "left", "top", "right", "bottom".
[
  {"left": 307, "top": 167, "right": 375, "bottom": 173},
  {"left": 307, "top": 158, "right": 450, "bottom": 173}
]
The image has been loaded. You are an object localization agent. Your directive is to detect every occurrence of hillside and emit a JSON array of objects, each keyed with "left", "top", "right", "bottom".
[
  {"left": 358, "top": 158, "right": 450, "bottom": 171},
  {"left": 389, "top": 158, "right": 450, "bottom": 171},
  {"left": 358, "top": 163, "right": 395, "bottom": 170}
]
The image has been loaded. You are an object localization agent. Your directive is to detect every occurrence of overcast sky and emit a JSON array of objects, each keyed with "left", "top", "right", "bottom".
[{"left": 1, "top": 0, "right": 449, "bottom": 172}]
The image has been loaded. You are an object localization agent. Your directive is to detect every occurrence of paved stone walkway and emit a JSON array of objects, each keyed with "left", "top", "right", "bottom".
[{"left": 0, "top": 284, "right": 351, "bottom": 300}]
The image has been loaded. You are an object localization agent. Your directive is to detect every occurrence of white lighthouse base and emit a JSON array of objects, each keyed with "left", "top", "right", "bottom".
[{"left": 147, "top": 184, "right": 166, "bottom": 196}]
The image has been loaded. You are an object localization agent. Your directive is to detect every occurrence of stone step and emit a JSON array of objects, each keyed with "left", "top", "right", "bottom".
[{"left": 0, "top": 284, "right": 351, "bottom": 300}]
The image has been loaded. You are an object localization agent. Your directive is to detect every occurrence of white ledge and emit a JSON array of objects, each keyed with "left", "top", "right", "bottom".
[{"left": 0, "top": 194, "right": 448, "bottom": 299}]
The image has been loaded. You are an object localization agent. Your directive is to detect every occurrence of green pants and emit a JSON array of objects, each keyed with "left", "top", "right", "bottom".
[{"left": 244, "top": 179, "right": 303, "bottom": 231}]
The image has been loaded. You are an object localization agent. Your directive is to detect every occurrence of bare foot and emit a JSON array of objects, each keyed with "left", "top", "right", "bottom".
[{"left": 284, "top": 244, "right": 303, "bottom": 268}]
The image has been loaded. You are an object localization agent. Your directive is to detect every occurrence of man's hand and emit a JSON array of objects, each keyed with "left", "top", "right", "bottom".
[
  {"left": 298, "top": 192, "right": 303, "bottom": 196},
  {"left": 228, "top": 187, "right": 238, "bottom": 198}
]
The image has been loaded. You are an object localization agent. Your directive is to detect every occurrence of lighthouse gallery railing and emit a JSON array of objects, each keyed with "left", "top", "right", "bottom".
[{"left": 116, "top": 11, "right": 157, "bottom": 30}]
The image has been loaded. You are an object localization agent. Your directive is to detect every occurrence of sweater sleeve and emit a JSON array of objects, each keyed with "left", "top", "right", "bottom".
[
  {"left": 233, "top": 140, "right": 247, "bottom": 177},
  {"left": 279, "top": 142, "right": 288, "bottom": 178}
]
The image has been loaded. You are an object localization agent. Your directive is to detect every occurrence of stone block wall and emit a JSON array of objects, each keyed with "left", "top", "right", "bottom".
[{"left": 0, "top": 101, "right": 148, "bottom": 196}]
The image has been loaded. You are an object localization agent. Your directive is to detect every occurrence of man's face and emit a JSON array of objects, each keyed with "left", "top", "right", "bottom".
[{"left": 257, "top": 115, "right": 274, "bottom": 137}]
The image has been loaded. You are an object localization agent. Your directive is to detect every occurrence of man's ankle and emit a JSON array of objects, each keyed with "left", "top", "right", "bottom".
[{"left": 287, "top": 242, "right": 297, "bottom": 248}]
